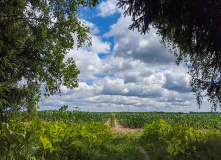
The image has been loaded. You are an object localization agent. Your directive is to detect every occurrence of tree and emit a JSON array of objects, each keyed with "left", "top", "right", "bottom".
[
  {"left": 0, "top": 0, "right": 98, "bottom": 122},
  {"left": 117, "top": 0, "right": 221, "bottom": 110}
]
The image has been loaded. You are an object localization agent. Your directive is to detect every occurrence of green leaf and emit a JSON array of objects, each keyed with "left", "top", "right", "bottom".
[{"left": 40, "top": 136, "right": 54, "bottom": 153}]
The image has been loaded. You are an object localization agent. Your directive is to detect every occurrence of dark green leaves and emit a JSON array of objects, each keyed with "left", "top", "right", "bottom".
[
  {"left": 0, "top": 0, "right": 98, "bottom": 122},
  {"left": 118, "top": 0, "right": 221, "bottom": 110}
]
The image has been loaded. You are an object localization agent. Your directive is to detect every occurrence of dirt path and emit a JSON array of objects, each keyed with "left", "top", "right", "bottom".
[
  {"left": 105, "top": 115, "right": 149, "bottom": 160},
  {"left": 139, "top": 146, "right": 150, "bottom": 160},
  {"left": 107, "top": 113, "right": 144, "bottom": 133},
  {"left": 104, "top": 118, "right": 111, "bottom": 126},
  {"left": 112, "top": 119, "right": 143, "bottom": 133}
]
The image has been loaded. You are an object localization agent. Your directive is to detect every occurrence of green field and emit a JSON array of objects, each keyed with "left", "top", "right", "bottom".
[
  {"left": 116, "top": 112, "right": 221, "bottom": 128},
  {"left": 1, "top": 111, "right": 221, "bottom": 160}
]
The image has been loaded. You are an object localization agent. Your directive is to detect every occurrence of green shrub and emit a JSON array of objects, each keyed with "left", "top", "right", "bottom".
[{"left": 140, "top": 119, "right": 221, "bottom": 160}]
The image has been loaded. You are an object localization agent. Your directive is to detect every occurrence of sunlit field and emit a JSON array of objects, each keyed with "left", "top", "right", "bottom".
[{"left": 1, "top": 110, "right": 221, "bottom": 160}]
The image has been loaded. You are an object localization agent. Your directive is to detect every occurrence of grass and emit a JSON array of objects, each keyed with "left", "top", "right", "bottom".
[{"left": 93, "top": 133, "right": 144, "bottom": 160}]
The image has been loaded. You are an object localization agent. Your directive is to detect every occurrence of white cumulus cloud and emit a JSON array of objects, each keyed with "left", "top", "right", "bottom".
[{"left": 96, "top": 0, "right": 120, "bottom": 17}]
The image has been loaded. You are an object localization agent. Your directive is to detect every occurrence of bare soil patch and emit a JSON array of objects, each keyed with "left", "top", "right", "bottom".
[
  {"left": 112, "top": 119, "right": 143, "bottom": 133},
  {"left": 105, "top": 113, "right": 143, "bottom": 133},
  {"left": 104, "top": 119, "right": 111, "bottom": 126}
]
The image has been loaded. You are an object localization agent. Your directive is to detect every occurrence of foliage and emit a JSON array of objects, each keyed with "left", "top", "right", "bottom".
[
  {"left": 0, "top": 118, "right": 111, "bottom": 160},
  {"left": 140, "top": 119, "right": 221, "bottom": 160},
  {"left": 58, "top": 105, "right": 68, "bottom": 112},
  {"left": 0, "top": 0, "right": 98, "bottom": 122},
  {"left": 116, "top": 112, "right": 221, "bottom": 128},
  {"left": 0, "top": 117, "right": 144, "bottom": 160},
  {"left": 14, "top": 110, "right": 112, "bottom": 124},
  {"left": 110, "top": 114, "right": 115, "bottom": 127},
  {"left": 117, "top": 0, "right": 221, "bottom": 110},
  {"left": 2, "top": 111, "right": 221, "bottom": 159}
]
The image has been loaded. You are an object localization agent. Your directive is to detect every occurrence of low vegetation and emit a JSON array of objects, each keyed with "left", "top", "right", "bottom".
[
  {"left": 116, "top": 112, "right": 221, "bottom": 128},
  {"left": 1, "top": 109, "right": 221, "bottom": 160},
  {"left": 140, "top": 119, "right": 221, "bottom": 160}
]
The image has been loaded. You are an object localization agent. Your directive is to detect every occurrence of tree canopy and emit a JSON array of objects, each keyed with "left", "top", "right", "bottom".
[
  {"left": 0, "top": 0, "right": 98, "bottom": 122},
  {"left": 117, "top": 0, "right": 221, "bottom": 110}
]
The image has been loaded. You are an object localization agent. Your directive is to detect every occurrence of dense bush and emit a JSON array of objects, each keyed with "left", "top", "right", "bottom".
[
  {"left": 140, "top": 119, "right": 221, "bottom": 160},
  {"left": 0, "top": 118, "right": 112, "bottom": 160}
]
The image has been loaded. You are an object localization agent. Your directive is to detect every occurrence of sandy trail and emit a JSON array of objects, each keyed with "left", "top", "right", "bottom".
[
  {"left": 104, "top": 119, "right": 111, "bottom": 126},
  {"left": 112, "top": 119, "right": 143, "bottom": 133},
  {"left": 108, "top": 113, "right": 144, "bottom": 133},
  {"left": 105, "top": 114, "right": 149, "bottom": 160}
]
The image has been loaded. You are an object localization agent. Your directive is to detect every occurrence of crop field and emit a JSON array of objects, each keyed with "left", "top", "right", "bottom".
[
  {"left": 2, "top": 111, "right": 221, "bottom": 160},
  {"left": 38, "top": 110, "right": 111, "bottom": 123},
  {"left": 14, "top": 110, "right": 111, "bottom": 123},
  {"left": 116, "top": 112, "right": 221, "bottom": 128}
]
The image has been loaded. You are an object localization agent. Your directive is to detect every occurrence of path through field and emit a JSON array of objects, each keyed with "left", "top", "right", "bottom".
[
  {"left": 105, "top": 114, "right": 149, "bottom": 160},
  {"left": 112, "top": 119, "right": 143, "bottom": 133}
]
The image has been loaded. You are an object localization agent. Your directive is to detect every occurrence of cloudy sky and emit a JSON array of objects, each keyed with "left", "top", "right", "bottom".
[{"left": 39, "top": 0, "right": 212, "bottom": 112}]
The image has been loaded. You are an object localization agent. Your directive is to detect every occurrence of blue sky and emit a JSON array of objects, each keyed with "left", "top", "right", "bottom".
[{"left": 39, "top": 0, "right": 213, "bottom": 112}]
